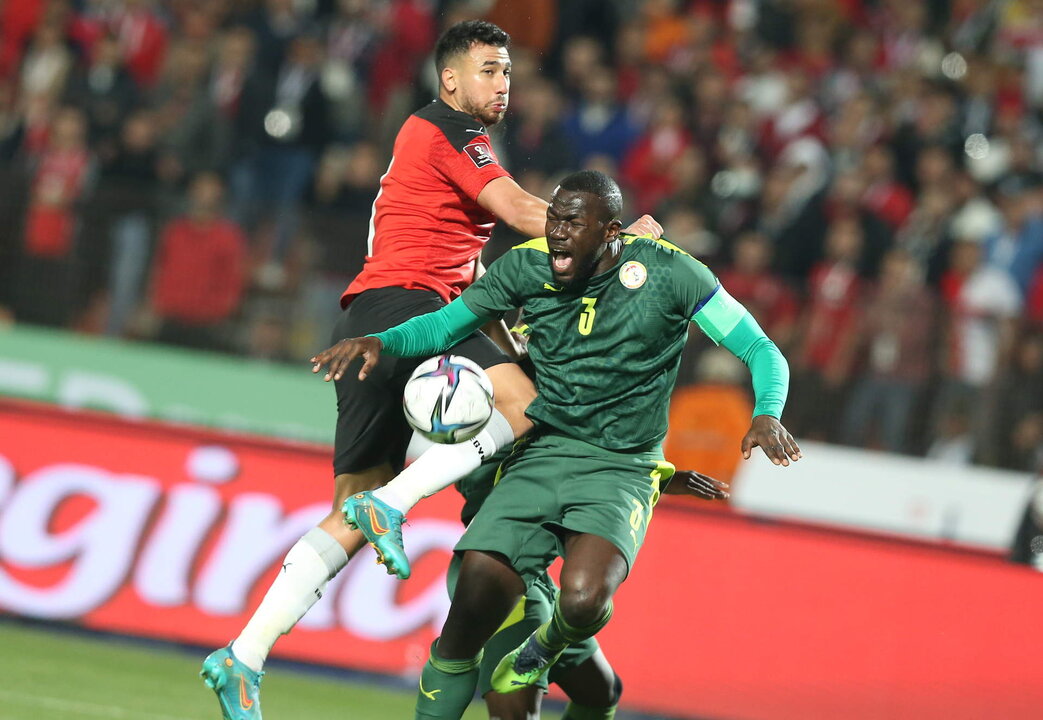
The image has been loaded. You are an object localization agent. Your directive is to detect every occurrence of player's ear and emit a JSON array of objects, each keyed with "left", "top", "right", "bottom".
[
  {"left": 605, "top": 218, "right": 623, "bottom": 242},
  {"left": 441, "top": 66, "right": 457, "bottom": 94}
]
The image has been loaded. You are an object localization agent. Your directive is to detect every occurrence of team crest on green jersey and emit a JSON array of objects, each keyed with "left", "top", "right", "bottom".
[{"left": 618, "top": 261, "right": 647, "bottom": 289}]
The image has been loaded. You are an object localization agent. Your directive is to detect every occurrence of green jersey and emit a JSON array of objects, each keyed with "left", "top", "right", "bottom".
[{"left": 461, "top": 235, "right": 718, "bottom": 451}]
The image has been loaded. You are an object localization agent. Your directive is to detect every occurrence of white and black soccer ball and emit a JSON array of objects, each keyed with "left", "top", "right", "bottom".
[{"left": 402, "top": 355, "right": 495, "bottom": 444}]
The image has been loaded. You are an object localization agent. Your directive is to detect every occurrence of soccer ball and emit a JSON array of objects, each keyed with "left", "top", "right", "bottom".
[{"left": 403, "top": 355, "right": 495, "bottom": 443}]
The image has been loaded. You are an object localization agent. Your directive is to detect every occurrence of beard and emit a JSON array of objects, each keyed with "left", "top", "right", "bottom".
[{"left": 462, "top": 94, "right": 507, "bottom": 126}]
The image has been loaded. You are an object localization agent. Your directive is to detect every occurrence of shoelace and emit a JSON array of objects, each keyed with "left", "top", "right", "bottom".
[{"left": 514, "top": 636, "right": 553, "bottom": 674}]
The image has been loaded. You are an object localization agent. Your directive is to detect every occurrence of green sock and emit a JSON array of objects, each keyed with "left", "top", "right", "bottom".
[
  {"left": 414, "top": 641, "right": 483, "bottom": 720},
  {"left": 535, "top": 599, "right": 614, "bottom": 653},
  {"left": 561, "top": 701, "right": 618, "bottom": 720}
]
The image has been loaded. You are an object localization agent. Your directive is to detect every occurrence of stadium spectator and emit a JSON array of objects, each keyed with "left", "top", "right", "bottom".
[
  {"left": 12, "top": 106, "right": 92, "bottom": 328},
  {"left": 501, "top": 77, "right": 575, "bottom": 177},
  {"left": 145, "top": 172, "right": 246, "bottom": 352},
  {"left": 560, "top": 64, "right": 639, "bottom": 165},
  {"left": 621, "top": 94, "right": 692, "bottom": 215},
  {"left": 841, "top": 248, "right": 936, "bottom": 453},
  {"left": 149, "top": 40, "right": 222, "bottom": 190},
  {"left": 789, "top": 214, "right": 865, "bottom": 441},
  {"left": 861, "top": 143, "right": 915, "bottom": 231},
  {"left": 983, "top": 175, "right": 1043, "bottom": 296},
  {"left": 243, "top": 0, "right": 308, "bottom": 74},
  {"left": 995, "top": 333, "right": 1043, "bottom": 471},
  {"left": 935, "top": 223, "right": 1022, "bottom": 464},
  {"left": 231, "top": 30, "right": 330, "bottom": 284},
  {"left": 63, "top": 33, "right": 139, "bottom": 160},
  {"left": 757, "top": 138, "right": 830, "bottom": 278},
  {"left": 94, "top": 110, "right": 161, "bottom": 337},
  {"left": 717, "top": 230, "right": 799, "bottom": 350},
  {"left": 104, "top": 0, "right": 170, "bottom": 89},
  {"left": 20, "top": 18, "right": 73, "bottom": 102},
  {"left": 2, "top": 0, "right": 1043, "bottom": 472},
  {"left": 204, "top": 27, "right": 257, "bottom": 168}
]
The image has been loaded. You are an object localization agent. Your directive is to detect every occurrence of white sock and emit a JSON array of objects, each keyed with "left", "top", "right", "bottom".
[
  {"left": 231, "top": 528, "right": 348, "bottom": 672},
  {"left": 373, "top": 409, "right": 515, "bottom": 514}
]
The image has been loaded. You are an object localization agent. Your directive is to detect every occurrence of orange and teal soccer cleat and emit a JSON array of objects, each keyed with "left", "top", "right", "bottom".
[
  {"left": 490, "top": 633, "right": 564, "bottom": 694},
  {"left": 342, "top": 491, "right": 411, "bottom": 579},
  {"left": 200, "top": 645, "right": 264, "bottom": 720}
]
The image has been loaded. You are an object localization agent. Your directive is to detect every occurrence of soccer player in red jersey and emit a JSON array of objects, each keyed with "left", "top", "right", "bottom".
[{"left": 201, "top": 20, "right": 661, "bottom": 720}]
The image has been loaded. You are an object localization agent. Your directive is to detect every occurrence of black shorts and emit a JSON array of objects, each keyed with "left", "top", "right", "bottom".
[{"left": 331, "top": 286, "right": 511, "bottom": 475}]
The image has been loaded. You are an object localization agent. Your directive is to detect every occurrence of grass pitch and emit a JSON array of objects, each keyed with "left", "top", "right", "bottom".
[{"left": 0, "top": 620, "right": 564, "bottom": 719}]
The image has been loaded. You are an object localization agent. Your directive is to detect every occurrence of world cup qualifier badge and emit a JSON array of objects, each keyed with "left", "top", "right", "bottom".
[
  {"left": 464, "top": 141, "right": 496, "bottom": 168},
  {"left": 619, "top": 261, "right": 647, "bottom": 289}
]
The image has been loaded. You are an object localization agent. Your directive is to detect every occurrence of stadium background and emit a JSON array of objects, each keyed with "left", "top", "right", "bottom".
[{"left": 1, "top": 0, "right": 1042, "bottom": 718}]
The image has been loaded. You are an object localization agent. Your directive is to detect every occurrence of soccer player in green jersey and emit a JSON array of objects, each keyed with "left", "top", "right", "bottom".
[
  {"left": 454, "top": 447, "right": 728, "bottom": 719},
  {"left": 313, "top": 170, "right": 799, "bottom": 718}
]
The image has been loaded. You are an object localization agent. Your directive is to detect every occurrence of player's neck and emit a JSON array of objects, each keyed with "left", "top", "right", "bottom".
[{"left": 438, "top": 91, "right": 470, "bottom": 118}]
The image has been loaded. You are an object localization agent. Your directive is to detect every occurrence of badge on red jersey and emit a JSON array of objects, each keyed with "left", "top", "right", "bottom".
[{"left": 464, "top": 141, "right": 496, "bottom": 168}]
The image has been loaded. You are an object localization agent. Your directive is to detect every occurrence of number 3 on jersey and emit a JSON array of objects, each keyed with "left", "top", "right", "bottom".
[{"left": 578, "top": 297, "right": 598, "bottom": 336}]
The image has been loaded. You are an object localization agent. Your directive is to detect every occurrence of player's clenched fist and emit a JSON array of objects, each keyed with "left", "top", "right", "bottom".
[
  {"left": 741, "top": 415, "right": 802, "bottom": 467},
  {"left": 311, "top": 336, "right": 383, "bottom": 382},
  {"left": 624, "top": 214, "right": 663, "bottom": 239}
]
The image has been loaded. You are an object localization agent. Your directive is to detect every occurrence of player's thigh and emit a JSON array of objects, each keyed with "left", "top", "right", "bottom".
[
  {"left": 454, "top": 446, "right": 561, "bottom": 588},
  {"left": 484, "top": 361, "right": 536, "bottom": 437},
  {"left": 551, "top": 438, "right": 668, "bottom": 579},
  {"left": 330, "top": 289, "right": 437, "bottom": 475}
]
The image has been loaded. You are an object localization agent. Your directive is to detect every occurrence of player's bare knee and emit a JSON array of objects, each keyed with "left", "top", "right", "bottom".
[{"left": 557, "top": 583, "right": 611, "bottom": 629}]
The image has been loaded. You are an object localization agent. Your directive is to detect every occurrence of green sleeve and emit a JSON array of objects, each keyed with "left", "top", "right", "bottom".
[
  {"left": 691, "top": 284, "right": 789, "bottom": 419},
  {"left": 460, "top": 245, "right": 531, "bottom": 318},
  {"left": 370, "top": 299, "right": 489, "bottom": 357},
  {"left": 670, "top": 249, "right": 722, "bottom": 319},
  {"left": 721, "top": 314, "right": 789, "bottom": 419}
]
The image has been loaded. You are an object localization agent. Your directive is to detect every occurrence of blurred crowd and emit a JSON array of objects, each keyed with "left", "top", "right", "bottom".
[{"left": 0, "top": 0, "right": 1042, "bottom": 472}]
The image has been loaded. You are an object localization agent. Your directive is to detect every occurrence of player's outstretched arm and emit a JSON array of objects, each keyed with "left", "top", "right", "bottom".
[
  {"left": 688, "top": 281, "right": 801, "bottom": 466},
  {"left": 662, "top": 470, "right": 730, "bottom": 500},
  {"left": 311, "top": 299, "right": 493, "bottom": 381}
]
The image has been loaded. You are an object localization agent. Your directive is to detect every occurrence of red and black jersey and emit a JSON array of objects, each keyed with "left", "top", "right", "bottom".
[{"left": 342, "top": 99, "right": 512, "bottom": 306}]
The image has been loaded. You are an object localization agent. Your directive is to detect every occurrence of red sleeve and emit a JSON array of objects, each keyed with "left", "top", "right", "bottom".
[{"left": 428, "top": 133, "right": 511, "bottom": 202}]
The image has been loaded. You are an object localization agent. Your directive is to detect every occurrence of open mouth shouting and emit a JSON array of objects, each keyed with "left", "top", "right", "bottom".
[{"left": 550, "top": 247, "right": 573, "bottom": 275}]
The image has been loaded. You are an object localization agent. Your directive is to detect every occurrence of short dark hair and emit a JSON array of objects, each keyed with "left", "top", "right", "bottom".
[
  {"left": 557, "top": 170, "right": 623, "bottom": 220},
  {"left": 434, "top": 20, "right": 510, "bottom": 74}
]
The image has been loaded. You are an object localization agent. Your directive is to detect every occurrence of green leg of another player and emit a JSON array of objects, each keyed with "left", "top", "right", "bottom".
[
  {"left": 491, "top": 601, "right": 613, "bottom": 694},
  {"left": 415, "top": 641, "right": 483, "bottom": 720}
]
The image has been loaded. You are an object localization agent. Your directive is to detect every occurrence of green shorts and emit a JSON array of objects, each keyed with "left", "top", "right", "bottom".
[
  {"left": 453, "top": 450, "right": 600, "bottom": 694},
  {"left": 456, "top": 432, "right": 673, "bottom": 588}
]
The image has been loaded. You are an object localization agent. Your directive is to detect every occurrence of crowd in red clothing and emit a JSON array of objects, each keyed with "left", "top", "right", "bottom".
[{"left": 0, "top": 0, "right": 1042, "bottom": 471}]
